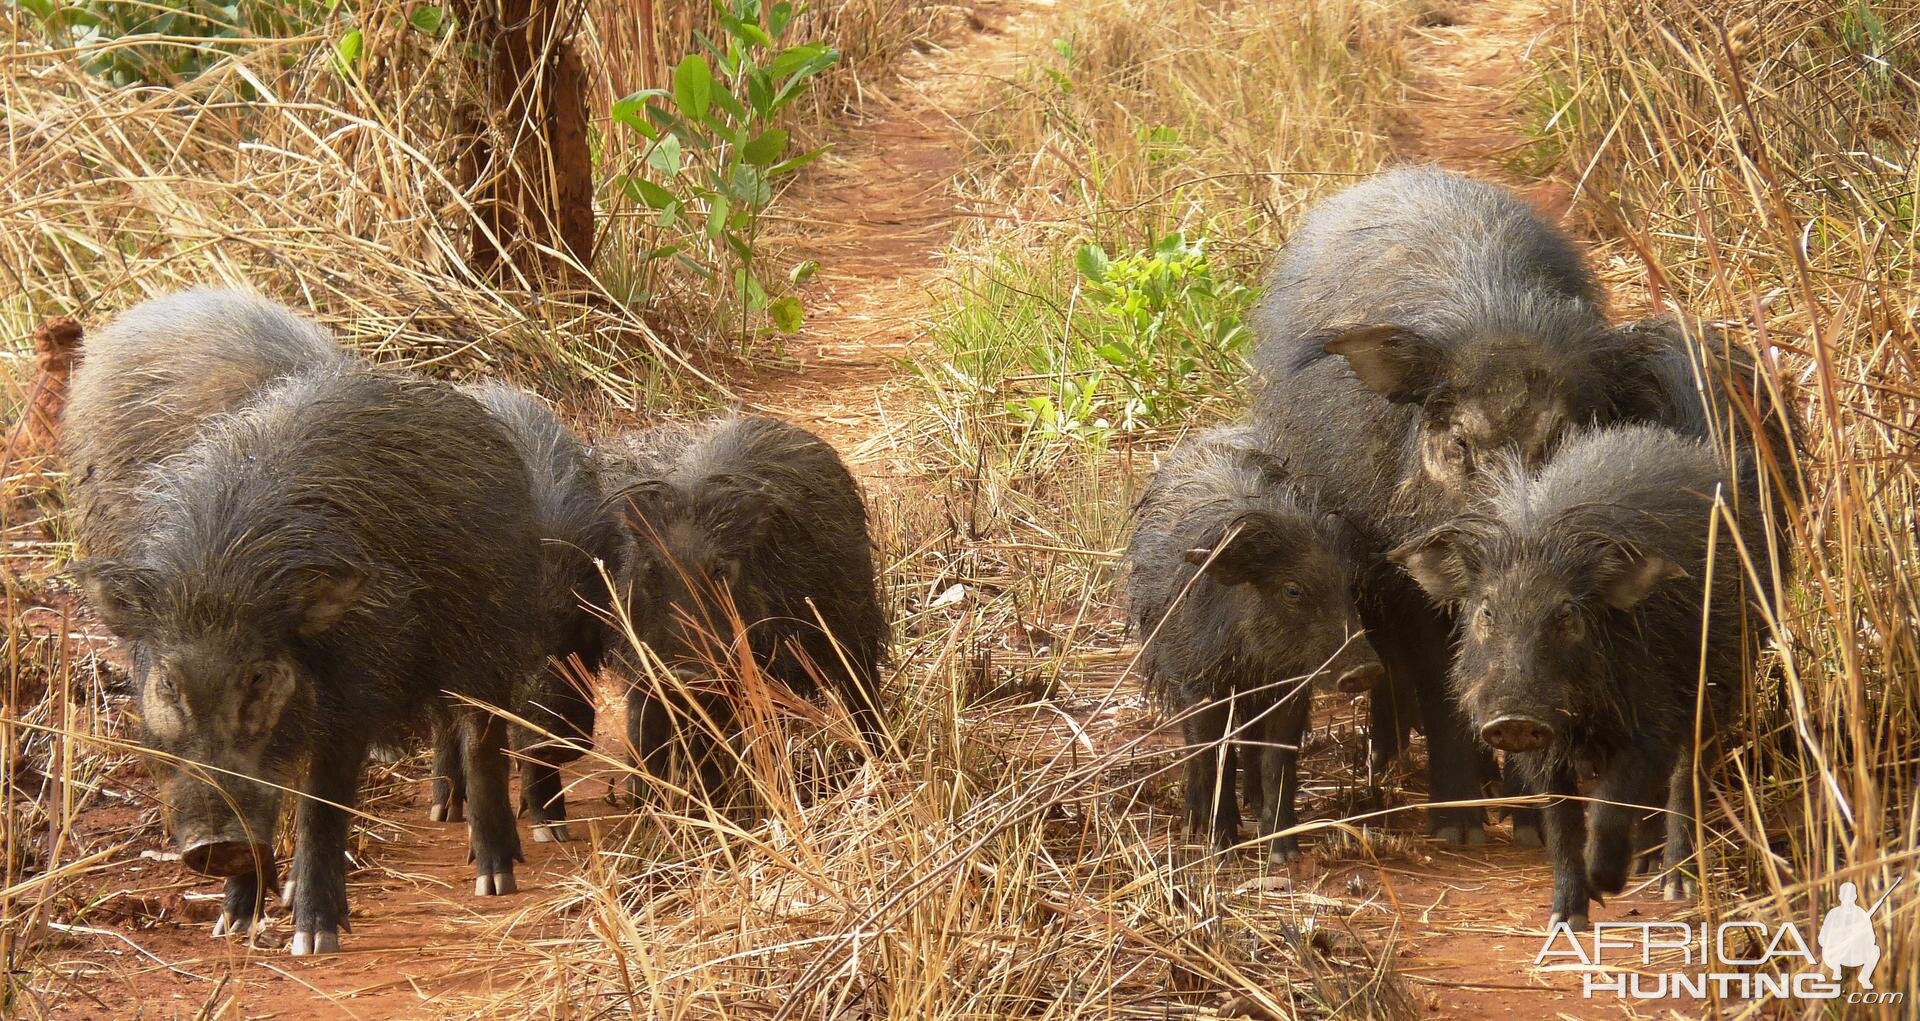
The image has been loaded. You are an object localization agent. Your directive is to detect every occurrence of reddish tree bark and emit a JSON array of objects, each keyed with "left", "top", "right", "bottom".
[
  {"left": 454, "top": 1, "right": 595, "bottom": 292},
  {"left": 4, "top": 316, "right": 82, "bottom": 474}
]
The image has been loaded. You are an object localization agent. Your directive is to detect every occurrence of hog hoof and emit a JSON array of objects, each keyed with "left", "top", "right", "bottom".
[
  {"left": 428, "top": 800, "right": 465, "bottom": 824},
  {"left": 531, "top": 823, "right": 570, "bottom": 844},
  {"left": 1548, "top": 911, "right": 1589, "bottom": 932},
  {"left": 290, "top": 928, "right": 340, "bottom": 956},
  {"left": 278, "top": 878, "right": 296, "bottom": 904},
  {"left": 474, "top": 871, "right": 518, "bottom": 897},
  {"left": 211, "top": 912, "right": 253, "bottom": 939},
  {"left": 1663, "top": 874, "right": 1698, "bottom": 902},
  {"left": 1511, "top": 822, "right": 1544, "bottom": 849},
  {"left": 1433, "top": 823, "right": 1487, "bottom": 847}
]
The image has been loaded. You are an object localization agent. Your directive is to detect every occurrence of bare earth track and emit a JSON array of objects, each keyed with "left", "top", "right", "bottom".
[{"left": 28, "top": 1, "right": 1704, "bottom": 1017}]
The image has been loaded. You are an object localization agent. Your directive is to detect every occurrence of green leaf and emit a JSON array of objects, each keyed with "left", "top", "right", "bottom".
[
  {"left": 1075, "top": 243, "right": 1110, "bottom": 283},
  {"left": 725, "top": 164, "right": 771, "bottom": 205},
  {"left": 646, "top": 134, "right": 683, "bottom": 176},
  {"left": 768, "top": 1, "right": 794, "bottom": 37},
  {"left": 612, "top": 89, "right": 669, "bottom": 132},
  {"left": 622, "top": 175, "right": 678, "bottom": 210},
  {"left": 768, "top": 144, "right": 828, "bottom": 177},
  {"left": 733, "top": 269, "right": 769, "bottom": 310},
  {"left": 709, "top": 84, "right": 748, "bottom": 125},
  {"left": 408, "top": 6, "right": 448, "bottom": 36},
  {"left": 742, "top": 129, "right": 788, "bottom": 167},
  {"left": 330, "top": 28, "right": 363, "bottom": 77},
  {"left": 768, "top": 296, "right": 804, "bottom": 333},
  {"left": 673, "top": 54, "right": 713, "bottom": 122},
  {"left": 734, "top": 19, "right": 773, "bottom": 49},
  {"left": 788, "top": 259, "right": 819, "bottom": 285}
]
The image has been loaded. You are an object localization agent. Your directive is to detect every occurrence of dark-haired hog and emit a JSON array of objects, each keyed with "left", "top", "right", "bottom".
[
  {"left": 425, "top": 383, "right": 622, "bottom": 843},
  {"left": 74, "top": 366, "right": 543, "bottom": 954},
  {"left": 1251, "top": 167, "right": 1655, "bottom": 844},
  {"left": 600, "top": 416, "right": 887, "bottom": 799},
  {"left": 1127, "top": 425, "right": 1382, "bottom": 860},
  {"left": 1392, "top": 424, "right": 1769, "bottom": 928},
  {"left": 62, "top": 288, "right": 350, "bottom": 561}
]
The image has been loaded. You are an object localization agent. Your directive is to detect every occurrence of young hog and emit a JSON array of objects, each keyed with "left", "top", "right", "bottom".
[
  {"left": 1391, "top": 424, "right": 1769, "bottom": 928},
  {"left": 62, "top": 288, "right": 350, "bottom": 561},
  {"left": 1250, "top": 167, "right": 1650, "bottom": 843},
  {"left": 1127, "top": 425, "right": 1382, "bottom": 860},
  {"left": 426, "top": 383, "right": 622, "bottom": 843},
  {"left": 74, "top": 366, "right": 543, "bottom": 954},
  {"left": 600, "top": 416, "right": 887, "bottom": 799}
]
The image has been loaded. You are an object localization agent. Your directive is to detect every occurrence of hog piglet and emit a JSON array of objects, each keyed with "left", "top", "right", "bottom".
[
  {"left": 1250, "top": 166, "right": 1652, "bottom": 843},
  {"left": 1393, "top": 423, "right": 1768, "bottom": 928},
  {"left": 76, "top": 366, "right": 543, "bottom": 954},
  {"left": 1127, "top": 425, "right": 1382, "bottom": 861},
  {"left": 426, "top": 383, "right": 622, "bottom": 843},
  {"left": 600, "top": 415, "right": 887, "bottom": 801}
]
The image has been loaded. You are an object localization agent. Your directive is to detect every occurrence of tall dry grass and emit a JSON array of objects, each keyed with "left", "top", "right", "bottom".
[{"left": 1547, "top": 0, "right": 1918, "bottom": 1010}]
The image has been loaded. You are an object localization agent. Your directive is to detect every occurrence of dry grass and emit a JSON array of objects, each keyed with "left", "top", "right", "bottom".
[{"left": 1544, "top": 0, "right": 1920, "bottom": 1010}]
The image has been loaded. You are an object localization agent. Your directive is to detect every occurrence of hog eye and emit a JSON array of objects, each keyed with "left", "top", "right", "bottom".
[
  {"left": 1281, "top": 580, "right": 1305, "bottom": 600},
  {"left": 153, "top": 672, "right": 177, "bottom": 697},
  {"left": 1555, "top": 602, "right": 1581, "bottom": 628},
  {"left": 1474, "top": 603, "right": 1493, "bottom": 628}
]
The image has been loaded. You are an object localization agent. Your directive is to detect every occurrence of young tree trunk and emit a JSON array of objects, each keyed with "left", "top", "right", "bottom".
[{"left": 454, "top": 0, "right": 595, "bottom": 293}]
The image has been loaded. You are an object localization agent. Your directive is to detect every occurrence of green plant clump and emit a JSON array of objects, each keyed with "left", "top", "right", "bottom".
[{"left": 612, "top": 0, "right": 840, "bottom": 338}]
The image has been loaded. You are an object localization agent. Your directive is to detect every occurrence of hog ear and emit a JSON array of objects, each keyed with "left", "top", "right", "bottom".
[
  {"left": 1598, "top": 551, "right": 1686, "bottom": 610},
  {"left": 71, "top": 560, "right": 158, "bottom": 636},
  {"left": 1388, "top": 530, "right": 1471, "bottom": 605},
  {"left": 1183, "top": 514, "right": 1292, "bottom": 587},
  {"left": 713, "top": 482, "right": 777, "bottom": 583},
  {"left": 292, "top": 566, "right": 367, "bottom": 636},
  {"left": 611, "top": 479, "right": 674, "bottom": 533},
  {"left": 1323, "top": 325, "right": 1443, "bottom": 405}
]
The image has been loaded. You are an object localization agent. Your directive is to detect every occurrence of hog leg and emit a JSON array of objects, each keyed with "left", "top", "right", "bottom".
[
  {"left": 1503, "top": 757, "right": 1544, "bottom": 849},
  {"left": 429, "top": 720, "right": 466, "bottom": 823},
  {"left": 1366, "top": 593, "right": 1486, "bottom": 845},
  {"left": 1660, "top": 751, "right": 1701, "bottom": 901},
  {"left": 520, "top": 667, "right": 596, "bottom": 841},
  {"left": 1240, "top": 733, "right": 1265, "bottom": 812},
  {"left": 463, "top": 712, "right": 523, "bottom": 897},
  {"left": 1183, "top": 695, "right": 1239, "bottom": 852},
  {"left": 288, "top": 735, "right": 367, "bottom": 956},
  {"left": 1538, "top": 759, "right": 1592, "bottom": 930},
  {"left": 521, "top": 760, "right": 570, "bottom": 843},
  {"left": 1256, "top": 688, "right": 1313, "bottom": 863},
  {"left": 625, "top": 685, "right": 677, "bottom": 805},
  {"left": 211, "top": 858, "right": 279, "bottom": 938},
  {"left": 1586, "top": 748, "right": 1673, "bottom": 897}
]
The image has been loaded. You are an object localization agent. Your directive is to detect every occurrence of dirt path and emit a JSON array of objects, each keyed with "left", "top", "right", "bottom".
[{"left": 735, "top": 0, "right": 1047, "bottom": 473}]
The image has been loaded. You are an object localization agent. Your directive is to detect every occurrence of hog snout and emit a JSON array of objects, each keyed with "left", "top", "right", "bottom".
[
  {"left": 1478, "top": 715, "right": 1555, "bottom": 753},
  {"left": 1335, "top": 661, "right": 1384, "bottom": 693},
  {"left": 180, "top": 838, "right": 271, "bottom": 877}
]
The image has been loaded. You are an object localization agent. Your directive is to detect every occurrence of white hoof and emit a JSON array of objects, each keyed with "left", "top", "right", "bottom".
[
  {"left": 289, "top": 928, "right": 339, "bottom": 956},
  {"left": 474, "top": 871, "right": 517, "bottom": 897}
]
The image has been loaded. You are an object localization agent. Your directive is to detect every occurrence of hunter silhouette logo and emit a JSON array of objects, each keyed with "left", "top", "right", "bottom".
[
  {"left": 1539, "top": 875, "right": 1907, "bottom": 1004},
  {"left": 1819, "top": 881, "right": 1888, "bottom": 989}
]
